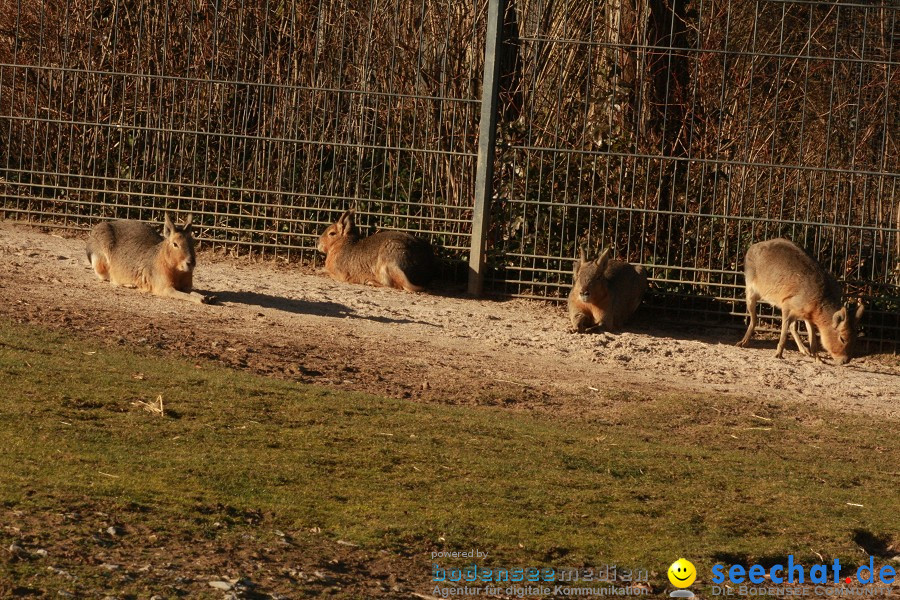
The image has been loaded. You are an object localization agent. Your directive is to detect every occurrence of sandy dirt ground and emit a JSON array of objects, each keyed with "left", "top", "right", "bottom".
[{"left": 1, "top": 221, "right": 897, "bottom": 419}]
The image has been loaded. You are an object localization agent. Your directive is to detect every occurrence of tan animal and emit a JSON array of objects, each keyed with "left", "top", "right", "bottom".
[
  {"left": 568, "top": 248, "right": 647, "bottom": 332},
  {"left": 317, "top": 209, "right": 435, "bottom": 292},
  {"left": 86, "top": 214, "right": 211, "bottom": 304},
  {"left": 736, "top": 238, "right": 864, "bottom": 364}
]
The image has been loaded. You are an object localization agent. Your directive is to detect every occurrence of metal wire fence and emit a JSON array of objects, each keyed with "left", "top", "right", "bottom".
[
  {"left": 485, "top": 0, "right": 899, "bottom": 348},
  {"left": 0, "top": 0, "right": 485, "bottom": 260},
  {"left": 1, "top": 0, "right": 898, "bottom": 348}
]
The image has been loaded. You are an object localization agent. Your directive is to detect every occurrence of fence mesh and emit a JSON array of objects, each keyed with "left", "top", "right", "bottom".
[
  {"left": 1, "top": 0, "right": 898, "bottom": 348},
  {"left": 485, "top": 0, "right": 899, "bottom": 348},
  {"left": 0, "top": 0, "right": 485, "bottom": 260}
]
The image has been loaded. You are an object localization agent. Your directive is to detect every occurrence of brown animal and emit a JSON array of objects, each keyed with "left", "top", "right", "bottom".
[
  {"left": 568, "top": 248, "right": 647, "bottom": 332},
  {"left": 736, "top": 238, "right": 864, "bottom": 364},
  {"left": 317, "top": 209, "right": 435, "bottom": 292},
  {"left": 86, "top": 214, "right": 212, "bottom": 304}
]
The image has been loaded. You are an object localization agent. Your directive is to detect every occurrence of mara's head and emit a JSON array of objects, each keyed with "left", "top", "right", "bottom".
[
  {"left": 820, "top": 302, "right": 865, "bottom": 365},
  {"left": 572, "top": 247, "right": 612, "bottom": 302},
  {"left": 162, "top": 214, "right": 196, "bottom": 272},
  {"left": 317, "top": 209, "right": 359, "bottom": 254}
]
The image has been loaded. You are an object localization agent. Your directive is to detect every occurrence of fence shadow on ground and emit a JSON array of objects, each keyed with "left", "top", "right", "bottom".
[
  {"left": 629, "top": 301, "right": 893, "bottom": 357},
  {"left": 627, "top": 307, "right": 745, "bottom": 345},
  {"left": 627, "top": 317, "right": 895, "bottom": 368}
]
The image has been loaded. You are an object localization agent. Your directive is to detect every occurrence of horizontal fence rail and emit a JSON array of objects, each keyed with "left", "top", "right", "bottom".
[{"left": 1, "top": 0, "right": 898, "bottom": 349}]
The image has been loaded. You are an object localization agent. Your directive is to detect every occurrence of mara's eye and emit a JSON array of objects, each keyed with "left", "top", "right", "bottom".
[
  {"left": 329, "top": 231, "right": 336, "bottom": 236},
  {"left": 172, "top": 242, "right": 179, "bottom": 248},
  {"left": 839, "top": 336, "right": 846, "bottom": 344}
]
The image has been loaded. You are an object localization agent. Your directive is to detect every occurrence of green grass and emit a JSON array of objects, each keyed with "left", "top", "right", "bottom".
[{"left": 1, "top": 318, "right": 898, "bottom": 578}]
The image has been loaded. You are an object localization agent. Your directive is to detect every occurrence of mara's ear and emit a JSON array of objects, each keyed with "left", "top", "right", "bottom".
[
  {"left": 574, "top": 249, "right": 586, "bottom": 274},
  {"left": 336, "top": 209, "right": 354, "bottom": 233},
  {"left": 163, "top": 214, "right": 175, "bottom": 237},
  {"left": 854, "top": 301, "right": 865, "bottom": 321},
  {"left": 832, "top": 306, "right": 848, "bottom": 328},
  {"left": 596, "top": 247, "right": 612, "bottom": 270},
  {"left": 182, "top": 213, "right": 193, "bottom": 233}
]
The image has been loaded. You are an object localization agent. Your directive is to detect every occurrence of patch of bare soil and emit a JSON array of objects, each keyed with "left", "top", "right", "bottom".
[
  {"left": 1, "top": 503, "right": 434, "bottom": 599},
  {"left": 1, "top": 222, "right": 898, "bottom": 420},
  {"left": 5, "top": 502, "right": 896, "bottom": 600}
]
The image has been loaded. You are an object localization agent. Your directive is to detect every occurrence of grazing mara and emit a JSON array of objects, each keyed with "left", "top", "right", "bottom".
[{"left": 737, "top": 238, "right": 863, "bottom": 364}]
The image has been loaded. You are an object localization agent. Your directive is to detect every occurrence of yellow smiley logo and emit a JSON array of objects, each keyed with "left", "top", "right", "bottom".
[{"left": 668, "top": 558, "right": 697, "bottom": 588}]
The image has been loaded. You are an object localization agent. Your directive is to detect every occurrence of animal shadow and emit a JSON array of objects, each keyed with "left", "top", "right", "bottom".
[
  {"left": 852, "top": 529, "right": 896, "bottom": 559},
  {"left": 213, "top": 290, "right": 355, "bottom": 318},
  {"left": 214, "top": 289, "right": 439, "bottom": 327}
]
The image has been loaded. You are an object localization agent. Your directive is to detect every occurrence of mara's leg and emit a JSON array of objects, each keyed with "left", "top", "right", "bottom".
[
  {"left": 570, "top": 310, "right": 593, "bottom": 333},
  {"left": 736, "top": 288, "right": 760, "bottom": 347},
  {"left": 790, "top": 321, "right": 811, "bottom": 356},
  {"left": 805, "top": 320, "right": 823, "bottom": 362},
  {"left": 107, "top": 272, "right": 138, "bottom": 289},
  {"left": 89, "top": 251, "right": 110, "bottom": 281},
  {"left": 804, "top": 321, "right": 818, "bottom": 353},
  {"left": 366, "top": 264, "right": 392, "bottom": 288},
  {"left": 388, "top": 265, "right": 425, "bottom": 293},
  {"left": 158, "top": 286, "right": 213, "bottom": 304},
  {"left": 589, "top": 305, "right": 610, "bottom": 331},
  {"left": 775, "top": 314, "right": 795, "bottom": 359}
]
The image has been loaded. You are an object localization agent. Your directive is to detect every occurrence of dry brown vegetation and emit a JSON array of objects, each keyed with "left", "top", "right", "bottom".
[{"left": 492, "top": 1, "right": 897, "bottom": 300}]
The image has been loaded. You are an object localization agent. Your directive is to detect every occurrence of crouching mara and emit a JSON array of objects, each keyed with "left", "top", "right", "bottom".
[
  {"left": 317, "top": 209, "right": 435, "bottom": 292},
  {"left": 86, "top": 214, "right": 213, "bottom": 304},
  {"left": 568, "top": 248, "right": 647, "bottom": 333},
  {"left": 736, "top": 238, "right": 864, "bottom": 364}
]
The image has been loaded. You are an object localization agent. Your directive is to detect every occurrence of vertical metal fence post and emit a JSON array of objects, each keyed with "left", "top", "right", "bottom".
[{"left": 468, "top": 0, "right": 505, "bottom": 296}]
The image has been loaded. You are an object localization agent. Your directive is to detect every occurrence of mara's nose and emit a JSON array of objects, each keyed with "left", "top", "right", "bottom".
[{"left": 837, "top": 355, "right": 850, "bottom": 366}]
